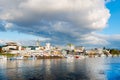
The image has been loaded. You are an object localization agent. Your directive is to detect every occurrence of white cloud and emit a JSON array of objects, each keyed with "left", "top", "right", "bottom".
[
  {"left": 0, "top": 0, "right": 112, "bottom": 47},
  {"left": 0, "top": 39, "right": 12, "bottom": 45},
  {"left": 109, "top": 35, "right": 120, "bottom": 41},
  {"left": 4, "top": 23, "right": 13, "bottom": 29},
  {"left": 105, "top": 0, "right": 116, "bottom": 3},
  {"left": 0, "top": 40, "right": 3, "bottom": 44},
  {"left": 0, "top": 0, "right": 110, "bottom": 30}
]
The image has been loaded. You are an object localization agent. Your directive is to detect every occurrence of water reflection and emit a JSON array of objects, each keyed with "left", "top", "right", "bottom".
[
  {"left": 85, "top": 57, "right": 107, "bottom": 80},
  {"left": 0, "top": 59, "right": 7, "bottom": 69},
  {"left": 0, "top": 58, "right": 115, "bottom": 80},
  {"left": 105, "top": 57, "right": 120, "bottom": 80}
]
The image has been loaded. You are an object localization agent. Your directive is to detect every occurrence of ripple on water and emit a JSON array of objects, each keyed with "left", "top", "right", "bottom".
[
  {"left": 105, "top": 64, "right": 120, "bottom": 80},
  {"left": 0, "top": 58, "right": 117, "bottom": 80}
]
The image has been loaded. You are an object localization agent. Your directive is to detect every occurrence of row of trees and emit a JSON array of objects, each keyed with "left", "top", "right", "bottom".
[
  {"left": 103, "top": 47, "right": 120, "bottom": 56},
  {"left": 109, "top": 49, "right": 120, "bottom": 56}
]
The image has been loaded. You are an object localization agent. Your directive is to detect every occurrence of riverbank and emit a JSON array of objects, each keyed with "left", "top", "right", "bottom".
[
  {"left": 0, "top": 53, "right": 15, "bottom": 58},
  {"left": 1, "top": 52, "right": 120, "bottom": 60}
]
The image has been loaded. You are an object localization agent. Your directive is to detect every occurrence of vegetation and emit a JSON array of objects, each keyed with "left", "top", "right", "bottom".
[
  {"left": 0, "top": 53, "right": 15, "bottom": 58},
  {"left": 110, "top": 49, "right": 120, "bottom": 56},
  {"left": 67, "top": 43, "right": 73, "bottom": 47},
  {"left": 103, "top": 47, "right": 120, "bottom": 56}
]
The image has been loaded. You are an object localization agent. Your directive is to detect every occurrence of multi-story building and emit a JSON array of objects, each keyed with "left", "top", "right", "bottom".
[
  {"left": 74, "top": 46, "right": 85, "bottom": 55},
  {"left": 45, "top": 43, "right": 51, "bottom": 50},
  {"left": 2, "top": 42, "right": 22, "bottom": 53}
]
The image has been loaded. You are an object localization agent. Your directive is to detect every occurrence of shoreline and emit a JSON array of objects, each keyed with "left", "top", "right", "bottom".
[{"left": 0, "top": 54, "right": 120, "bottom": 60}]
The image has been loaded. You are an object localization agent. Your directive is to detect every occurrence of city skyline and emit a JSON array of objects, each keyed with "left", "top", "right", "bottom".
[{"left": 0, "top": 0, "right": 120, "bottom": 48}]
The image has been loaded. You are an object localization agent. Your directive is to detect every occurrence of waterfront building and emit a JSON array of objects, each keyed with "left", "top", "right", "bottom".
[
  {"left": 61, "top": 49, "right": 67, "bottom": 55},
  {"left": 45, "top": 43, "right": 51, "bottom": 50},
  {"left": 86, "top": 48, "right": 105, "bottom": 57},
  {"left": 74, "top": 46, "right": 85, "bottom": 55},
  {"left": 0, "top": 45, "right": 3, "bottom": 53},
  {"left": 95, "top": 48, "right": 104, "bottom": 55},
  {"left": 25, "top": 47, "right": 31, "bottom": 50},
  {"left": 2, "top": 42, "right": 22, "bottom": 53},
  {"left": 67, "top": 44, "right": 75, "bottom": 51}
]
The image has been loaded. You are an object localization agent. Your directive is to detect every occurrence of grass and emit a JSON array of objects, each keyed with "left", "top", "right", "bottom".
[{"left": 0, "top": 53, "right": 16, "bottom": 58}]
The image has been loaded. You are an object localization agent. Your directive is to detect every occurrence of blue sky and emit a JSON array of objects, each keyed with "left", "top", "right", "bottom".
[
  {"left": 103, "top": 0, "right": 120, "bottom": 34},
  {"left": 0, "top": 0, "right": 120, "bottom": 48},
  {"left": 0, "top": 31, "right": 40, "bottom": 40}
]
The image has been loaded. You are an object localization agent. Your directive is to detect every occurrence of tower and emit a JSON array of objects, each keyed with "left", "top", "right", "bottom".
[
  {"left": 45, "top": 43, "right": 51, "bottom": 50},
  {"left": 36, "top": 39, "right": 40, "bottom": 47}
]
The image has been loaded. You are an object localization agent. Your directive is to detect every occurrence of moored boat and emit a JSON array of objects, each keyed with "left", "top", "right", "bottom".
[
  {"left": 28, "top": 55, "right": 37, "bottom": 60},
  {"left": 9, "top": 56, "right": 24, "bottom": 60},
  {"left": 65, "top": 55, "right": 74, "bottom": 59},
  {"left": 74, "top": 55, "right": 85, "bottom": 59},
  {"left": 0, "top": 56, "right": 7, "bottom": 60}
]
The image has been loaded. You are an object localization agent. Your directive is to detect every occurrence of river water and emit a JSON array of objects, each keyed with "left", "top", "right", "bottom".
[{"left": 0, "top": 57, "right": 120, "bottom": 80}]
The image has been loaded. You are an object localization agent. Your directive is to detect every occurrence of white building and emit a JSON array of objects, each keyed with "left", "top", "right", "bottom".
[
  {"left": 74, "top": 46, "right": 85, "bottom": 53},
  {"left": 2, "top": 42, "right": 22, "bottom": 52},
  {"left": 67, "top": 44, "right": 75, "bottom": 50},
  {"left": 97, "top": 48, "right": 103, "bottom": 54},
  {"left": 45, "top": 43, "right": 51, "bottom": 50}
]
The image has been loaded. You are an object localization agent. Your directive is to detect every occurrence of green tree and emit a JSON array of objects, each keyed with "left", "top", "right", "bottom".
[{"left": 110, "top": 49, "right": 120, "bottom": 56}]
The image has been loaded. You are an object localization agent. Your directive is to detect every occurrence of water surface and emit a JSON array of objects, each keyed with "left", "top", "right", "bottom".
[{"left": 0, "top": 57, "right": 119, "bottom": 80}]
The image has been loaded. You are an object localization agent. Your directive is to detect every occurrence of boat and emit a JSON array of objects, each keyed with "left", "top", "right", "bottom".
[
  {"left": 28, "top": 55, "right": 37, "bottom": 60},
  {"left": 108, "top": 54, "right": 112, "bottom": 57},
  {"left": 16, "top": 56, "right": 24, "bottom": 60},
  {"left": 0, "top": 56, "right": 7, "bottom": 60},
  {"left": 10, "top": 56, "right": 24, "bottom": 60},
  {"left": 74, "top": 55, "right": 85, "bottom": 59},
  {"left": 101, "top": 54, "right": 106, "bottom": 57},
  {"left": 65, "top": 55, "right": 74, "bottom": 59}
]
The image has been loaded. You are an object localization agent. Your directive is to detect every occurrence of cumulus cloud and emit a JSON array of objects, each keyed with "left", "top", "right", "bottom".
[
  {"left": 0, "top": 39, "right": 12, "bottom": 45},
  {"left": 80, "top": 32, "right": 109, "bottom": 46},
  {"left": 0, "top": 39, "right": 22, "bottom": 46},
  {"left": 105, "top": 0, "right": 116, "bottom": 3},
  {"left": 0, "top": 0, "right": 112, "bottom": 47},
  {"left": 0, "top": 40, "right": 3, "bottom": 44},
  {"left": 0, "top": 0, "right": 110, "bottom": 30}
]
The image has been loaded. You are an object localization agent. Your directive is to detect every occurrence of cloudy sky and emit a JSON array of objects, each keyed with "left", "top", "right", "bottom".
[{"left": 0, "top": 0, "right": 120, "bottom": 48}]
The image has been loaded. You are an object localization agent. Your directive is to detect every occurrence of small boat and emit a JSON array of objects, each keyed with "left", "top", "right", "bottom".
[
  {"left": 65, "top": 55, "right": 74, "bottom": 59},
  {"left": 10, "top": 56, "right": 24, "bottom": 60},
  {"left": 28, "top": 55, "right": 37, "bottom": 60},
  {"left": 101, "top": 54, "right": 106, "bottom": 57},
  {"left": 75, "top": 55, "right": 85, "bottom": 59},
  {"left": 108, "top": 54, "right": 112, "bottom": 57},
  {"left": 75, "top": 56, "right": 79, "bottom": 58},
  {"left": 16, "top": 56, "right": 24, "bottom": 60},
  {"left": 0, "top": 56, "right": 7, "bottom": 60}
]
